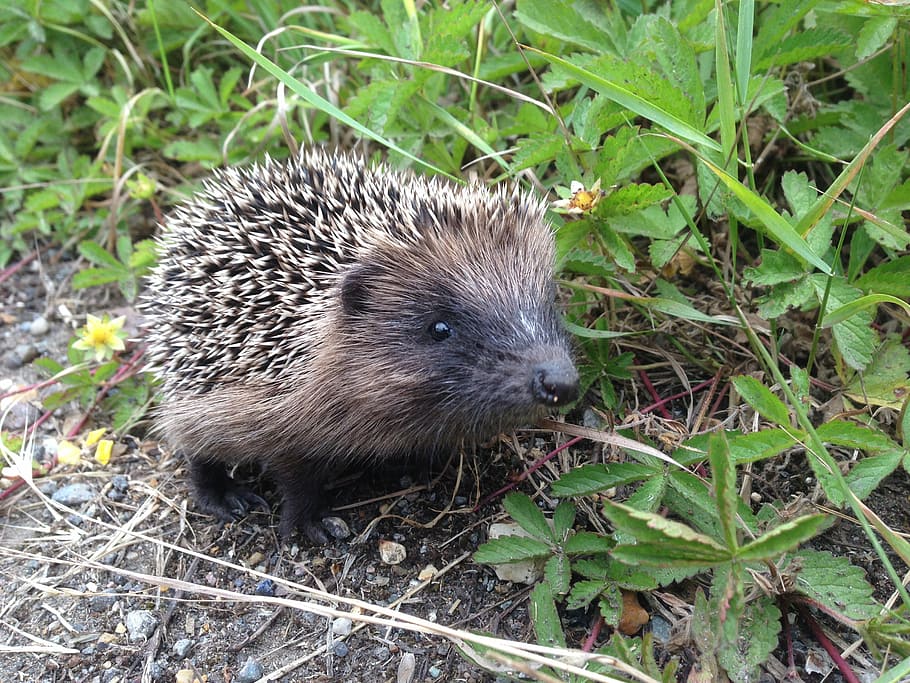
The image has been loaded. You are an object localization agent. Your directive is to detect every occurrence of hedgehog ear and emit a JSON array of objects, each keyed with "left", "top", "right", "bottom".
[{"left": 340, "top": 262, "right": 378, "bottom": 316}]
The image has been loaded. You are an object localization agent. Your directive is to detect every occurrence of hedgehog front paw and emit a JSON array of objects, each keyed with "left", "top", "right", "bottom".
[
  {"left": 198, "top": 483, "right": 270, "bottom": 523},
  {"left": 278, "top": 511, "right": 330, "bottom": 545}
]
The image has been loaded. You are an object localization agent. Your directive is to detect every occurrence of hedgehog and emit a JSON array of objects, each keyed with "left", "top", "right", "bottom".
[{"left": 143, "top": 148, "right": 578, "bottom": 543}]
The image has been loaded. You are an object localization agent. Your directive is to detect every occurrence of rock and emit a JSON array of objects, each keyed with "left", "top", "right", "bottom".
[
  {"left": 321, "top": 516, "right": 350, "bottom": 540},
  {"left": 29, "top": 316, "right": 49, "bottom": 336},
  {"left": 237, "top": 656, "right": 263, "bottom": 683},
  {"left": 254, "top": 579, "right": 275, "bottom": 597},
  {"left": 428, "top": 665, "right": 442, "bottom": 678},
  {"left": 332, "top": 641, "right": 349, "bottom": 657},
  {"left": 89, "top": 593, "right": 116, "bottom": 612},
  {"left": 379, "top": 539, "right": 406, "bottom": 565},
  {"left": 487, "top": 523, "right": 546, "bottom": 585},
  {"left": 111, "top": 475, "right": 129, "bottom": 492},
  {"left": 331, "top": 617, "right": 352, "bottom": 636},
  {"left": 172, "top": 638, "right": 194, "bottom": 657},
  {"left": 51, "top": 483, "right": 96, "bottom": 506},
  {"left": 125, "top": 610, "right": 158, "bottom": 642},
  {"left": 176, "top": 670, "right": 204, "bottom": 683}
]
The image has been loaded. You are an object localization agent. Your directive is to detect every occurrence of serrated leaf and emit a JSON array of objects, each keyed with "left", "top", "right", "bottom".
[
  {"left": 732, "top": 376, "right": 791, "bottom": 426},
  {"left": 814, "top": 276, "right": 875, "bottom": 371},
  {"left": 857, "top": 16, "right": 897, "bottom": 60},
  {"left": 544, "top": 554, "right": 571, "bottom": 596},
  {"left": 473, "top": 536, "right": 552, "bottom": 565},
  {"left": 845, "top": 451, "right": 905, "bottom": 500},
  {"left": 552, "top": 462, "right": 660, "bottom": 497},
  {"left": 744, "top": 248, "right": 807, "bottom": 286},
  {"left": 790, "top": 549, "right": 880, "bottom": 620},
  {"left": 564, "top": 531, "right": 614, "bottom": 555},
  {"left": 597, "top": 183, "right": 673, "bottom": 217},
  {"left": 514, "top": 0, "right": 620, "bottom": 53},
  {"left": 529, "top": 582, "right": 566, "bottom": 649},
  {"left": 566, "top": 579, "right": 607, "bottom": 611},
  {"left": 611, "top": 541, "right": 731, "bottom": 567},
  {"left": 709, "top": 432, "right": 738, "bottom": 551},
  {"left": 855, "top": 256, "right": 910, "bottom": 299},
  {"left": 552, "top": 501, "right": 576, "bottom": 540},
  {"left": 503, "top": 493, "right": 553, "bottom": 542},
  {"left": 736, "top": 515, "right": 828, "bottom": 562},
  {"left": 727, "top": 429, "right": 800, "bottom": 464},
  {"left": 816, "top": 421, "right": 898, "bottom": 453},
  {"left": 603, "top": 501, "right": 731, "bottom": 564},
  {"left": 530, "top": 49, "right": 721, "bottom": 152},
  {"left": 718, "top": 596, "right": 782, "bottom": 683},
  {"left": 598, "top": 583, "right": 624, "bottom": 627},
  {"left": 844, "top": 336, "right": 910, "bottom": 410},
  {"left": 71, "top": 268, "right": 124, "bottom": 290},
  {"left": 754, "top": 27, "right": 852, "bottom": 71}
]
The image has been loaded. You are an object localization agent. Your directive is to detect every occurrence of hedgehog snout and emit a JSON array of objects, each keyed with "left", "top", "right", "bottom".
[{"left": 531, "top": 359, "right": 579, "bottom": 406}]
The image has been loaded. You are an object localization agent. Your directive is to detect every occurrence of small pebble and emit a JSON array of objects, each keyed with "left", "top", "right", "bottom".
[
  {"left": 89, "top": 594, "right": 116, "bottom": 612},
  {"left": 237, "top": 656, "right": 263, "bottom": 683},
  {"left": 16, "top": 343, "right": 39, "bottom": 363},
  {"left": 321, "top": 516, "right": 350, "bottom": 540},
  {"left": 106, "top": 489, "right": 126, "bottom": 502},
  {"left": 254, "top": 579, "right": 276, "bottom": 597},
  {"left": 29, "top": 316, "right": 49, "bottom": 336},
  {"left": 101, "top": 669, "right": 123, "bottom": 683},
  {"left": 51, "top": 483, "right": 96, "bottom": 506},
  {"left": 428, "top": 665, "right": 441, "bottom": 678},
  {"left": 172, "top": 638, "right": 194, "bottom": 657},
  {"left": 111, "top": 475, "right": 129, "bottom": 492},
  {"left": 331, "top": 617, "right": 352, "bottom": 636},
  {"left": 332, "top": 641, "right": 349, "bottom": 657},
  {"left": 379, "top": 539, "right": 406, "bottom": 565},
  {"left": 649, "top": 615, "right": 671, "bottom": 644},
  {"left": 397, "top": 652, "right": 416, "bottom": 683},
  {"left": 125, "top": 610, "right": 158, "bottom": 642}
]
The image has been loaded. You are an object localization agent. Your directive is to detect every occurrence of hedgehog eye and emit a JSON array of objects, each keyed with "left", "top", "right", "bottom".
[{"left": 428, "top": 320, "right": 452, "bottom": 341}]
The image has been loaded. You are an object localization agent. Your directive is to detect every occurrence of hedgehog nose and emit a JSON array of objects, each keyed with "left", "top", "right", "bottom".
[{"left": 532, "top": 360, "right": 579, "bottom": 406}]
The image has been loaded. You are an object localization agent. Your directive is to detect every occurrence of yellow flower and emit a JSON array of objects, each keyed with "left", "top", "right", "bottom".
[
  {"left": 73, "top": 314, "right": 127, "bottom": 363},
  {"left": 94, "top": 439, "right": 114, "bottom": 466},
  {"left": 85, "top": 428, "right": 107, "bottom": 447},
  {"left": 57, "top": 440, "right": 83, "bottom": 466},
  {"left": 552, "top": 179, "right": 604, "bottom": 215}
]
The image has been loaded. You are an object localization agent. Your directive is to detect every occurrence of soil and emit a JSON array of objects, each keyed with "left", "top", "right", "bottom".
[{"left": 0, "top": 254, "right": 906, "bottom": 683}]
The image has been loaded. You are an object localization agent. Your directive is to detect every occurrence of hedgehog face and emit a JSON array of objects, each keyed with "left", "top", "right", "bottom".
[{"left": 336, "top": 245, "right": 578, "bottom": 447}]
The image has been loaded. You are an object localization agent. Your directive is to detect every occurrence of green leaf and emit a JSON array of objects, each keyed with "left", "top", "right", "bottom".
[
  {"left": 695, "top": 154, "right": 832, "bottom": 274},
  {"left": 844, "top": 336, "right": 910, "bottom": 410},
  {"left": 473, "top": 536, "right": 552, "bottom": 565},
  {"left": 754, "top": 27, "right": 852, "bottom": 71},
  {"left": 552, "top": 501, "right": 576, "bottom": 540},
  {"left": 855, "top": 256, "right": 910, "bottom": 299},
  {"left": 598, "top": 583, "right": 624, "bottom": 628},
  {"left": 726, "top": 429, "right": 800, "bottom": 464},
  {"left": 731, "top": 376, "right": 791, "bottom": 427},
  {"left": 717, "top": 596, "right": 782, "bottom": 683},
  {"left": 77, "top": 240, "right": 121, "bottom": 269},
  {"left": 529, "top": 48, "right": 721, "bottom": 152},
  {"left": 514, "top": 0, "right": 620, "bottom": 53},
  {"left": 604, "top": 501, "right": 732, "bottom": 565},
  {"left": 816, "top": 421, "right": 898, "bottom": 453},
  {"left": 856, "top": 16, "right": 897, "bottom": 61},
  {"left": 789, "top": 549, "right": 880, "bottom": 621},
  {"left": 72, "top": 268, "right": 125, "bottom": 290},
  {"left": 736, "top": 515, "right": 828, "bottom": 562},
  {"left": 814, "top": 276, "right": 876, "bottom": 371},
  {"left": 552, "top": 462, "right": 660, "bottom": 497},
  {"left": 503, "top": 493, "right": 553, "bottom": 542},
  {"left": 708, "top": 432, "right": 738, "bottom": 551},
  {"left": 564, "top": 531, "right": 614, "bottom": 555},
  {"left": 544, "top": 554, "right": 571, "bottom": 596},
  {"left": 529, "top": 582, "right": 566, "bottom": 649},
  {"left": 566, "top": 579, "right": 608, "bottom": 611},
  {"left": 845, "top": 451, "right": 905, "bottom": 501}
]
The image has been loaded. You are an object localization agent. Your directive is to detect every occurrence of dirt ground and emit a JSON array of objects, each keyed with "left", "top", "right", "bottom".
[{"left": 1, "top": 254, "right": 906, "bottom": 683}]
